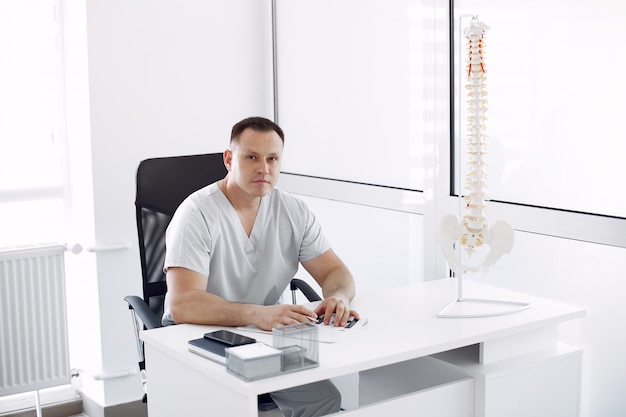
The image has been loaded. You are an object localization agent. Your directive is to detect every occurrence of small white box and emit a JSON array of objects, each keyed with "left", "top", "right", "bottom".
[{"left": 225, "top": 342, "right": 282, "bottom": 381}]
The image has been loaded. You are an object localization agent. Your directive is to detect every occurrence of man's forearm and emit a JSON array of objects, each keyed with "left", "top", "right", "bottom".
[
  {"left": 169, "top": 290, "right": 260, "bottom": 326},
  {"left": 321, "top": 267, "right": 356, "bottom": 302}
]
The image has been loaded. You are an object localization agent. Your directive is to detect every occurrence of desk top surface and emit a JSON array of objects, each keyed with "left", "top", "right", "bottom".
[{"left": 140, "top": 279, "right": 586, "bottom": 395}]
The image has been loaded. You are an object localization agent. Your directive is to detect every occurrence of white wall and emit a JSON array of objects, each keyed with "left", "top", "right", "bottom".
[{"left": 63, "top": 0, "right": 274, "bottom": 408}]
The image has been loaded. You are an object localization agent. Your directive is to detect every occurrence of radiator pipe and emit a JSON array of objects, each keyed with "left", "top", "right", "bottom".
[
  {"left": 85, "top": 243, "right": 131, "bottom": 253},
  {"left": 65, "top": 243, "right": 131, "bottom": 254},
  {"left": 65, "top": 243, "right": 83, "bottom": 254},
  {"left": 70, "top": 367, "right": 138, "bottom": 381}
]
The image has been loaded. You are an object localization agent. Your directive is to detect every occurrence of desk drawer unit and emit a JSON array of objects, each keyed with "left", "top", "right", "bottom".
[{"left": 430, "top": 343, "right": 582, "bottom": 417}]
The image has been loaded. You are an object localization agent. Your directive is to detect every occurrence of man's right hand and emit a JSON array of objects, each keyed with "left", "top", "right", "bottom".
[{"left": 254, "top": 304, "right": 318, "bottom": 331}]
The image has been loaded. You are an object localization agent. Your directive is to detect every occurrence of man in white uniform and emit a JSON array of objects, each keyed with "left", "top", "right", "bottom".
[{"left": 162, "top": 117, "right": 359, "bottom": 417}]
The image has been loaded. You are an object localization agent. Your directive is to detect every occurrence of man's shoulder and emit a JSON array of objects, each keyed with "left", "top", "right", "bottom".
[
  {"left": 174, "top": 182, "right": 223, "bottom": 218},
  {"left": 185, "top": 182, "right": 222, "bottom": 205}
]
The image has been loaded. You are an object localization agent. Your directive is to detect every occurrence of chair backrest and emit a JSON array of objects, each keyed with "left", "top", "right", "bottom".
[{"left": 135, "top": 153, "right": 227, "bottom": 321}]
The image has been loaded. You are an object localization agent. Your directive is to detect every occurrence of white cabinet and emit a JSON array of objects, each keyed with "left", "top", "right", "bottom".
[{"left": 431, "top": 343, "right": 582, "bottom": 417}]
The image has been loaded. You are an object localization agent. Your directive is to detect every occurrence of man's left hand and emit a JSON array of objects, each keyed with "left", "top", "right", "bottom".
[{"left": 314, "top": 295, "right": 360, "bottom": 327}]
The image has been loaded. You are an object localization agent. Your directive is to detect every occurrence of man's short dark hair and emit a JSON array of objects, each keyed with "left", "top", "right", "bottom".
[{"left": 230, "top": 117, "right": 285, "bottom": 146}]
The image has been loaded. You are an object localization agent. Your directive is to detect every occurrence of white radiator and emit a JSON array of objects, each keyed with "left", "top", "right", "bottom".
[{"left": 0, "top": 244, "right": 70, "bottom": 396}]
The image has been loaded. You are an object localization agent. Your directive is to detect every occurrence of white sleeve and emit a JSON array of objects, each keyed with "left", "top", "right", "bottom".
[{"left": 163, "top": 201, "right": 212, "bottom": 277}]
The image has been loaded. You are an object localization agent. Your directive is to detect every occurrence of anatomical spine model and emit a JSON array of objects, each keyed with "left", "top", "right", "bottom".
[{"left": 437, "top": 18, "right": 514, "bottom": 274}]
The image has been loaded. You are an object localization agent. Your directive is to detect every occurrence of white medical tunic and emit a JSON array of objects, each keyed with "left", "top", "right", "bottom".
[{"left": 162, "top": 182, "right": 329, "bottom": 325}]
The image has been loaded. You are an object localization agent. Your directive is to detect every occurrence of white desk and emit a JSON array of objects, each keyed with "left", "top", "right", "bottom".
[{"left": 140, "top": 279, "right": 586, "bottom": 417}]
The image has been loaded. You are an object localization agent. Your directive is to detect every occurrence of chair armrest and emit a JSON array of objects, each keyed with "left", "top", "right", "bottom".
[
  {"left": 124, "top": 295, "right": 163, "bottom": 329},
  {"left": 290, "top": 278, "right": 322, "bottom": 302}
]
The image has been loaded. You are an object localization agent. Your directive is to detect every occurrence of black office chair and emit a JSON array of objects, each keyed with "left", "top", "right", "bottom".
[{"left": 123, "top": 153, "right": 321, "bottom": 408}]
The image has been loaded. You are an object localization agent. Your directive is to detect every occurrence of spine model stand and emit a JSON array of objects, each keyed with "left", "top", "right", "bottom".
[{"left": 437, "top": 18, "right": 514, "bottom": 275}]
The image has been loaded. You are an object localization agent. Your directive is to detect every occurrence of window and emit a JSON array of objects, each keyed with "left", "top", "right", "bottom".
[
  {"left": 275, "top": 0, "right": 434, "bottom": 192},
  {"left": 0, "top": 0, "right": 67, "bottom": 247},
  {"left": 452, "top": 0, "right": 625, "bottom": 219}
]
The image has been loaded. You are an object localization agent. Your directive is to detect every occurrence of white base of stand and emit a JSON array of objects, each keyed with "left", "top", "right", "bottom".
[{"left": 438, "top": 297, "right": 532, "bottom": 318}]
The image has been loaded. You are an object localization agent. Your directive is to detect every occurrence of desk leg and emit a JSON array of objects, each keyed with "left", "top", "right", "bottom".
[{"left": 144, "top": 346, "right": 257, "bottom": 417}]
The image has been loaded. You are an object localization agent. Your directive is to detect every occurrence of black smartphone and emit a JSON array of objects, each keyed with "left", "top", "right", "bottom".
[{"left": 203, "top": 330, "right": 256, "bottom": 347}]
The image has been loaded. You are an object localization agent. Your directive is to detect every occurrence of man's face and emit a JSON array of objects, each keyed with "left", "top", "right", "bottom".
[{"left": 225, "top": 128, "right": 283, "bottom": 198}]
